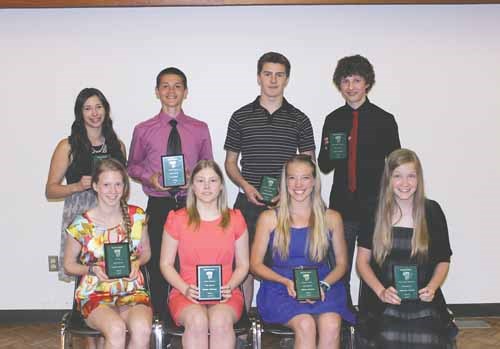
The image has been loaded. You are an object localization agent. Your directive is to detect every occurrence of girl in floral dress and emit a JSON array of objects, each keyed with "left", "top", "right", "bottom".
[{"left": 64, "top": 159, "right": 152, "bottom": 349}]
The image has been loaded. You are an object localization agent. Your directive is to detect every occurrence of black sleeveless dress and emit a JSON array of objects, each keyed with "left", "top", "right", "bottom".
[{"left": 357, "top": 199, "right": 457, "bottom": 348}]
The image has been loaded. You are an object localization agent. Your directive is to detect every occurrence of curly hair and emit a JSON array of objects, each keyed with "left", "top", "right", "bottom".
[{"left": 333, "top": 54, "right": 375, "bottom": 93}]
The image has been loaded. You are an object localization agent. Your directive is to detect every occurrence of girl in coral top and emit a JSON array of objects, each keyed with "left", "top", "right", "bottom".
[{"left": 160, "top": 160, "right": 249, "bottom": 349}]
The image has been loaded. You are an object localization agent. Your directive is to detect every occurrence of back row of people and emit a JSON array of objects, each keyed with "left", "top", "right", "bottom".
[{"left": 46, "top": 51, "right": 456, "bottom": 348}]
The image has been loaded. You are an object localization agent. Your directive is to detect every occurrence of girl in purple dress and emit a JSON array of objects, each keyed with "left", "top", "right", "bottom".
[{"left": 251, "top": 154, "right": 355, "bottom": 349}]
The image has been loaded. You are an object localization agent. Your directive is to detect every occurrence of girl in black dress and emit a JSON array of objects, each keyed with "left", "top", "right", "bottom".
[
  {"left": 46, "top": 88, "right": 126, "bottom": 282},
  {"left": 356, "top": 148, "right": 457, "bottom": 348}
]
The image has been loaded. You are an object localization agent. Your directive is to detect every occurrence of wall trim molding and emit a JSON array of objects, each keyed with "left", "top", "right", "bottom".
[
  {"left": 0, "top": 310, "right": 69, "bottom": 323},
  {"left": 1, "top": 0, "right": 499, "bottom": 8},
  {"left": 1, "top": 304, "right": 499, "bottom": 323},
  {"left": 448, "top": 303, "right": 500, "bottom": 317}
]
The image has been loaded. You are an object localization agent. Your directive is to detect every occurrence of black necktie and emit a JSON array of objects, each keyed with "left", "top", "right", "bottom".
[
  {"left": 166, "top": 119, "right": 182, "bottom": 196},
  {"left": 167, "top": 119, "right": 182, "bottom": 155}
]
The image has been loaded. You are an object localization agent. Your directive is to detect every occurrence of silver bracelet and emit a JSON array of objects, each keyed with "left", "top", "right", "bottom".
[{"left": 320, "top": 280, "right": 331, "bottom": 291}]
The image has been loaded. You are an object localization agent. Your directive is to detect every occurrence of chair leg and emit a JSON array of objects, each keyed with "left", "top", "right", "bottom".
[
  {"left": 152, "top": 319, "right": 164, "bottom": 349},
  {"left": 60, "top": 322, "right": 65, "bottom": 349},
  {"left": 60, "top": 318, "right": 71, "bottom": 349},
  {"left": 249, "top": 320, "right": 257, "bottom": 349},
  {"left": 349, "top": 325, "right": 355, "bottom": 349},
  {"left": 255, "top": 321, "right": 262, "bottom": 349}
]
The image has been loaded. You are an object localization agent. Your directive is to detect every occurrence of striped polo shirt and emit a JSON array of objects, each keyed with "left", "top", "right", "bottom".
[{"left": 224, "top": 96, "right": 316, "bottom": 188}]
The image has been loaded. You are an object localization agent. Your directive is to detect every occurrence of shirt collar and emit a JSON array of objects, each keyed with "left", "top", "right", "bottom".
[
  {"left": 251, "top": 96, "right": 292, "bottom": 113},
  {"left": 345, "top": 97, "right": 371, "bottom": 113},
  {"left": 158, "top": 109, "right": 187, "bottom": 125}
]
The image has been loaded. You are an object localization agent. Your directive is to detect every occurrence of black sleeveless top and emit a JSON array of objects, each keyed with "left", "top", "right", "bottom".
[{"left": 65, "top": 142, "right": 125, "bottom": 184}]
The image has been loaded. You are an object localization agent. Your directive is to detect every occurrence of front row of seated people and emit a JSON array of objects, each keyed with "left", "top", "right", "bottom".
[{"left": 63, "top": 148, "right": 454, "bottom": 349}]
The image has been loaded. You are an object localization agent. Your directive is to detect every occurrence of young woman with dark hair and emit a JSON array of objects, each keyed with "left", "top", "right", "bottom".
[{"left": 46, "top": 88, "right": 126, "bottom": 282}]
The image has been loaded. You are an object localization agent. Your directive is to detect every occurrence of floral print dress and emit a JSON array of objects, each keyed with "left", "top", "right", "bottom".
[{"left": 66, "top": 205, "right": 151, "bottom": 318}]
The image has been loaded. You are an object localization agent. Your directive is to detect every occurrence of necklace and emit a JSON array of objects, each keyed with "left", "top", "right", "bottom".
[{"left": 91, "top": 143, "right": 107, "bottom": 154}]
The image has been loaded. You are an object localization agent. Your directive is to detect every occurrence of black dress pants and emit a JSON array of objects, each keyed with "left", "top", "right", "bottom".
[{"left": 145, "top": 195, "right": 185, "bottom": 317}]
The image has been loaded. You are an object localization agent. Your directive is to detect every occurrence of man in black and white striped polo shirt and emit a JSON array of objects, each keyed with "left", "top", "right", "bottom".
[{"left": 224, "top": 52, "right": 316, "bottom": 312}]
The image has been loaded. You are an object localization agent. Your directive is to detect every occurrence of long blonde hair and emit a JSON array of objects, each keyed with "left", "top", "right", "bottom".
[
  {"left": 273, "top": 155, "right": 329, "bottom": 262},
  {"left": 372, "top": 149, "right": 429, "bottom": 265},
  {"left": 186, "top": 160, "right": 230, "bottom": 231}
]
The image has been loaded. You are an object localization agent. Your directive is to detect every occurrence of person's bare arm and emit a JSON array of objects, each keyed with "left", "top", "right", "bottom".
[
  {"left": 250, "top": 210, "right": 296, "bottom": 298},
  {"left": 322, "top": 210, "right": 348, "bottom": 286},
  {"left": 225, "top": 150, "right": 264, "bottom": 206},
  {"left": 222, "top": 229, "right": 250, "bottom": 301},
  {"left": 419, "top": 262, "right": 450, "bottom": 302},
  {"left": 129, "top": 224, "right": 151, "bottom": 279},
  {"left": 356, "top": 247, "right": 401, "bottom": 305},
  {"left": 45, "top": 139, "right": 91, "bottom": 200},
  {"left": 160, "top": 231, "right": 199, "bottom": 303}
]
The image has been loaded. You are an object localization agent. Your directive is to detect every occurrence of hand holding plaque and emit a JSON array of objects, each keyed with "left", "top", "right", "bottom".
[
  {"left": 329, "top": 132, "right": 347, "bottom": 160},
  {"left": 197, "top": 265, "right": 222, "bottom": 301},
  {"left": 394, "top": 265, "right": 418, "bottom": 300},
  {"left": 293, "top": 267, "right": 321, "bottom": 301},
  {"left": 104, "top": 242, "right": 131, "bottom": 279},
  {"left": 161, "top": 154, "right": 186, "bottom": 188},
  {"left": 258, "top": 176, "right": 279, "bottom": 205}
]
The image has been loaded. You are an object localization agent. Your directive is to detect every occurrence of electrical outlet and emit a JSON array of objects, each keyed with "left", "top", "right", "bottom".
[{"left": 48, "top": 255, "right": 59, "bottom": 272}]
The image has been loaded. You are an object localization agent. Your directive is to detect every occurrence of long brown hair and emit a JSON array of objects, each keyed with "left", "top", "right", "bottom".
[
  {"left": 92, "top": 158, "right": 132, "bottom": 242},
  {"left": 372, "top": 149, "right": 429, "bottom": 265},
  {"left": 274, "top": 154, "right": 329, "bottom": 262},
  {"left": 186, "top": 160, "right": 230, "bottom": 231},
  {"left": 69, "top": 88, "right": 126, "bottom": 171}
]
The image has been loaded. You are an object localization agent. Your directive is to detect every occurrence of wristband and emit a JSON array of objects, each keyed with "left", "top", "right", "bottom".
[{"left": 320, "top": 280, "right": 331, "bottom": 292}]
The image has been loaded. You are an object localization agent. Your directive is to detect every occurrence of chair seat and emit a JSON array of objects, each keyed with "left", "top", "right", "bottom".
[{"left": 260, "top": 322, "right": 294, "bottom": 336}]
